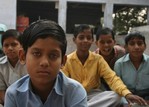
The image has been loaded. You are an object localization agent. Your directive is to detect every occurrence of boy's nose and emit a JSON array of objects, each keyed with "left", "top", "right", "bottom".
[
  {"left": 8, "top": 45, "right": 13, "bottom": 50},
  {"left": 84, "top": 38, "right": 88, "bottom": 42},
  {"left": 39, "top": 56, "right": 49, "bottom": 67},
  {"left": 134, "top": 43, "right": 139, "bottom": 48}
]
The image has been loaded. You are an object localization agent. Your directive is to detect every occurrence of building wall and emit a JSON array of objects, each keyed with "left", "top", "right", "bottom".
[{"left": 0, "top": 0, "right": 16, "bottom": 29}]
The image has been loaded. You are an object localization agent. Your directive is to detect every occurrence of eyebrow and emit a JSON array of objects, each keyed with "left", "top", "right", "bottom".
[{"left": 31, "top": 47, "right": 61, "bottom": 53}]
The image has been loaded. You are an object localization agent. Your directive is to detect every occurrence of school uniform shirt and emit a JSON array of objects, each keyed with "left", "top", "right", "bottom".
[
  {"left": 62, "top": 51, "right": 131, "bottom": 97},
  {"left": 4, "top": 72, "right": 87, "bottom": 107},
  {"left": 0, "top": 56, "right": 27, "bottom": 90},
  {"left": 95, "top": 45, "right": 126, "bottom": 70},
  {"left": 114, "top": 53, "right": 149, "bottom": 95}
]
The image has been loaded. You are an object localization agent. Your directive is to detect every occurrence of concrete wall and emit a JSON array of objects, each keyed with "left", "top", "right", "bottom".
[{"left": 0, "top": 0, "right": 16, "bottom": 29}]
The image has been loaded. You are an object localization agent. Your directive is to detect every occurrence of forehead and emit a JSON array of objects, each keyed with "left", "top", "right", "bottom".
[
  {"left": 3, "top": 37, "right": 18, "bottom": 42},
  {"left": 78, "top": 29, "right": 92, "bottom": 35},
  {"left": 31, "top": 37, "right": 61, "bottom": 50},
  {"left": 128, "top": 37, "right": 144, "bottom": 42},
  {"left": 98, "top": 34, "right": 113, "bottom": 40}
]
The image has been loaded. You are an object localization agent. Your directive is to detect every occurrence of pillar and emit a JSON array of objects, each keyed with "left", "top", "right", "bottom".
[
  {"left": 58, "top": 0, "right": 67, "bottom": 32},
  {"left": 103, "top": 3, "right": 114, "bottom": 29}
]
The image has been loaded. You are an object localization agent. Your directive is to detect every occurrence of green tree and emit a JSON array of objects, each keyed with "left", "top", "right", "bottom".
[{"left": 113, "top": 7, "right": 147, "bottom": 34}]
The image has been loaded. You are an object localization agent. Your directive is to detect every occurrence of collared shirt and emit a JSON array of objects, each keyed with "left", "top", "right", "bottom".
[
  {"left": 0, "top": 56, "right": 27, "bottom": 90},
  {"left": 95, "top": 45, "right": 126, "bottom": 70},
  {"left": 62, "top": 51, "right": 131, "bottom": 96},
  {"left": 114, "top": 54, "right": 149, "bottom": 94},
  {"left": 4, "top": 72, "right": 87, "bottom": 107}
]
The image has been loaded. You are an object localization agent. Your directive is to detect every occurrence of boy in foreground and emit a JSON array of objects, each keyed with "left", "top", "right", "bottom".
[
  {"left": 4, "top": 20, "right": 87, "bottom": 107},
  {"left": 62, "top": 24, "right": 147, "bottom": 107}
]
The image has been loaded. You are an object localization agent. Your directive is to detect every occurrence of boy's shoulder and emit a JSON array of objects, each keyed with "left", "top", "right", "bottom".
[
  {"left": 59, "top": 71, "right": 83, "bottom": 88},
  {"left": 67, "top": 51, "right": 103, "bottom": 60},
  {"left": 6, "top": 75, "right": 29, "bottom": 94},
  {"left": 115, "top": 54, "right": 129, "bottom": 64}
]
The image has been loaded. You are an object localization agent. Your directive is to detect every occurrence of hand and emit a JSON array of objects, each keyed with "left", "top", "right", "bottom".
[{"left": 125, "top": 93, "right": 148, "bottom": 106}]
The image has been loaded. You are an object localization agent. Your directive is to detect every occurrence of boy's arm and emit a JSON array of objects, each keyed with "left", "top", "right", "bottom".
[
  {"left": 61, "top": 63, "right": 70, "bottom": 77},
  {"left": 0, "top": 72, "right": 7, "bottom": 105},
  {"left": 0, "top": 90, "right": 5, "bottom": 105}
]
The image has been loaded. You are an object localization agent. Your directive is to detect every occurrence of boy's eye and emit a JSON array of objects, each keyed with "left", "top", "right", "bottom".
[
  {"left": 137, "top": 41, "right": 144, "bottom": 46},
  {"left": 128, "top": 41, "right": 144, "bottom": 46},
  {"left": 33, "top": 51, "right": 41, "bottom": 57},
  {"left": 11, "top": 43, "right": 17, "bottom": 47},
  {"left": 87, "top": 37, "right": 92, "bottom": 40},
  {"left": 78, "top": 36, "right": 92, "bottom": 41},
  {"left": 3, "top": 44, "right": 9, "bottom": 48},
  {"left": 49, "top": 54, "right": 59, "bottom": 60},
  {"left": 79, "top": 36, "right": 84, "bottom": 40},
  {"left": 99, "top": 40, "right": 112, "bottom": 44}
]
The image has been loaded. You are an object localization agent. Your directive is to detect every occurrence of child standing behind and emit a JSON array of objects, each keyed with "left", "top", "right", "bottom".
[
  {"left": 4, "top": 20, "right": 87, "bottom": 107},
  {"left": 62, "top": 24, "right": 147, "bottom": 107}
]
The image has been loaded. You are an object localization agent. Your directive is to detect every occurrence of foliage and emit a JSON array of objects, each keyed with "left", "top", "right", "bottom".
[{"left": 113, "top": 7, "right": 147, "bottom": 34}]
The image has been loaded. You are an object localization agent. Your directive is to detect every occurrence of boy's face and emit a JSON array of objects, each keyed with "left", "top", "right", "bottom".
[
  {"left": 73, "top": 29, "right": 93, "bottom": 52},
  {"left": 3, "top": 37, "right": 22, "bottom": 61},
  {"left": 24, "top": 37, "right": 65, "bottom": 85},
  {"left": 125, "top": 37, "right": 146, "bottom": 58},
  {"left": 96, "top": 34, "right": 115, "bottom": 56}
]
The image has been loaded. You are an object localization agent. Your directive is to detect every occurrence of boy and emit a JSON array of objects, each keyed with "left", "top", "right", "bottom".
[
  {"left": 4, "top": 20, "right": 87, "bottom": 107},
  {"left": 114, "top": 32, "right": 149, "bottom": 103},
  {"left": 62, "top": 24, "right": 147, "bottom": 107},
  {"left": 95, "top": 27, "right": 125, "bottom": 70},
  {"left": 95, "top": 27, "right": 126, "bottom": 90},
  {"left": 0, "top": 29, "right": 27, "bottom": 105}
]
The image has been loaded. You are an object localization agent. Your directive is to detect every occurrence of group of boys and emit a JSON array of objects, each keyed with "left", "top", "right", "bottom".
[{"left": 0, "top": 20, "right": 149, "bottom": 107}]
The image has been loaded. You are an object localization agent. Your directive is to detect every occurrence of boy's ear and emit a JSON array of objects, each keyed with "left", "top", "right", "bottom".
[
  {"left": 61, "top": 55, "right": 67, "bottom": 67},
  {"left": 113, "top": 40, "right": 116, "bottom": 45},
  {"left": 18, "top": 49, "right": 26, "bottom": 65},
  {"left": 73, "top": 37, "right": 76, "bottom": 43},
  {"left": 95, "top": 41, "right": 98, "bottom": 46},
  {"left": 124, "top": 45, "right": 128, "bottom": 52}
]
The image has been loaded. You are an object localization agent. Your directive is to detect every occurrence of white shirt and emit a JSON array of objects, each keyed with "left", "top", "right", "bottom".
[{"left": 0, "top": 56, "right": 27, "bottom": 90}]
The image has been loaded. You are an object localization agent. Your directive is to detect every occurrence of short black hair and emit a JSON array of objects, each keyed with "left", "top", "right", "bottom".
[
  {"left": 21, "top": 19, "right": 67, "bottom": 57},
  {"left": 96, "top": 27, "right": 114, "bottom": 41},
  {"left": 125, "top": 32, "right": 146, "bottom": 45},
  {"left": 73, "top": 24, "right": 94, "bottom": 39},
  {"left": 1, "top": 29, "right": 22, "bottom": 46}
]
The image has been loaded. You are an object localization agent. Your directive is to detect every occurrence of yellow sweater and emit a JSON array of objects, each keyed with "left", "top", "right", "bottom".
[{"left": 62, "top": 51, "right": 131, "bottom": 97}]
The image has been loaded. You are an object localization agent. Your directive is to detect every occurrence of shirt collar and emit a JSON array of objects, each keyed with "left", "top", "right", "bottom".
[
  {"left": 123, "top": 53, "right": 147, "bottom": 62},
  {"left": 17, "top": 72, "right": 64, "bottom": 96},
  {"left": 71, "top": 51, "right": 95, "bottom": 61},
  {"left": 17, "top": 75, "right": 30, "bottom": 92},
  {"left": 54, "top": 72, "right": 63, "bottom": 96},
  {"left": 0, "top": 56, "right": 8, "bottom": 64}
]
